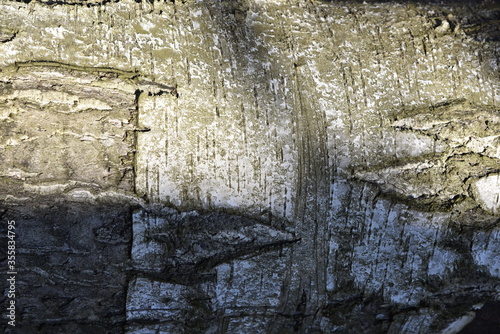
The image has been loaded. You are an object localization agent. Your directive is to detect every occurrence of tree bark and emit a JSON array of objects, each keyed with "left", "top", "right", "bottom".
[{"left": 0, "top": 0, "right": 499, "bottom": 333}]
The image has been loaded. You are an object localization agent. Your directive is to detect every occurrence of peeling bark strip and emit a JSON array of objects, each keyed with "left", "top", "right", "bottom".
[
  {"left": 129, "top": 209, "right": 298, "bottom": 286},
  {"left": 0, "top": 61, "right": 136, "bottom": 192},
  {"left": 354, "top": 100, "right": 500, "bottom": 213},
  {"left": 127, "top": 209, "right": 300, "bottom": 333},
  {"left": 0, "top": 61, "right": 174, "bottom": 199}
]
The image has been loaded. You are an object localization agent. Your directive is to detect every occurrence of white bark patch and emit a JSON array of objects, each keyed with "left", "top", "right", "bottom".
[{"left": 472, "top": 174, "right": 500, "bottom": 214}]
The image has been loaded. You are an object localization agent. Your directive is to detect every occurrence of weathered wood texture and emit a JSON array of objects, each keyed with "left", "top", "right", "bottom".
[{"left": 0, "top": 0, "right": 499, "bottom": 333}]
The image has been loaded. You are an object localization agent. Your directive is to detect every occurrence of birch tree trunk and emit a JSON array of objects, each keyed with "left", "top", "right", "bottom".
[{"left": 0, "top": 0, "right": 499, "bottom": 333}]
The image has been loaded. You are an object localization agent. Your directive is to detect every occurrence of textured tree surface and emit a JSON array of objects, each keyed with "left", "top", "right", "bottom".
[{"left": 0, "top": 0, "right": 499, "bottom": 333}]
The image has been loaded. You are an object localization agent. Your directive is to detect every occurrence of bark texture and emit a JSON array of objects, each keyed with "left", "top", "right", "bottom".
[{"left": 0, "top": 0, "right": 499, "bottom": 333}]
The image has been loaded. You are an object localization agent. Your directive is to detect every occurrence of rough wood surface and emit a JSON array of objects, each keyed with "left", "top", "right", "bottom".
[{"left": 0, "top": 0, "right": 499, "bottom": 333}]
